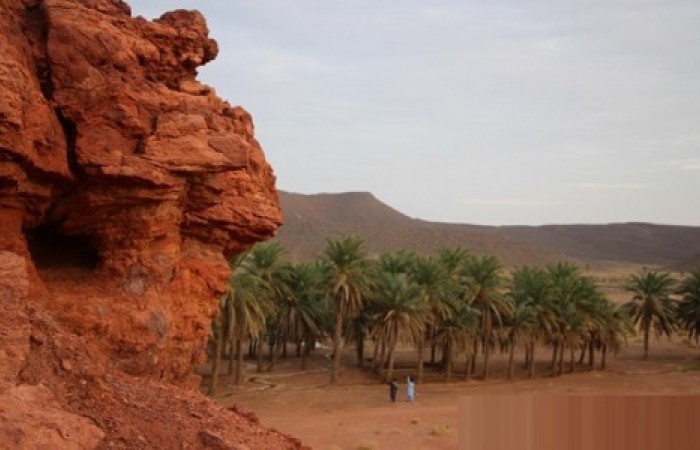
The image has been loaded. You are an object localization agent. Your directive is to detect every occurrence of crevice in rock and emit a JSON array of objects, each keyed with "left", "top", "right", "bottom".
[
  {"left": 133, "top": 136, "right": 146, "bottom": 155},
  {"left": 27, "top": 224, "right": 99, "bottom": 270},
  {"left": 24, "top": 2, "right": 53, "bottom": 101},
  {"left": 54, "top": 109, "right": 80, "bottom": 177}
]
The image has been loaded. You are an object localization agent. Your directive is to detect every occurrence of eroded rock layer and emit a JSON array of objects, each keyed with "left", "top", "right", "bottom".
[{"left": 0, "top": 0, "right": 293, "bottom": 448}]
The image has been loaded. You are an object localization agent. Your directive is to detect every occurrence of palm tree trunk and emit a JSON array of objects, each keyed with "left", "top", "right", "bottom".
[
  {"left": 550, "top": 341, "right": 558, "bottom": 377},
  {"left": 282, "top": 339, "right": 288, "bottom": 358},
  {"left": 523, "top": 345, "right": 530, "bottom": 368},
  {"left": 508, "top": 337, "right": 515, "bottom": 380},
  {"left": 557, "top": 341, "right": 565, "bottom": 376},
  {"left": 429, "top": 326, "right": 437, "bottom": 364},
  {"left": 268, "top": 334, "right": 275, "bottom": 362},
  {"left": 386, "top": 342, "right": 397, "bottom": 382},
  {"left": 226, "top": 307, "right": 235, "bottom": 377},
  {"left": 642, "top": 313, "right": 651, "bottom": 360},
  {"left": 268, "top": 338, "right": 280, "bottom": 372},
  {"left": 356, "top": 320, "right": 365, "bottom": 368},
  {"left": 578, "top": 343, "right": 586, "bottom": 364},
  {"left": 208, "top": 326, "right": 223, "bottom": 396},
  {"left": 481, "top": 335, "right": 491, "bottom": 379},
  {"left": 417, "top": 339, "right": 425, "bottom": 383},
  {"left": 481, "top": 311, "right": 490, "bottom": 378},
  {"left": 234, "top": 338, "right": 244, "bottom": 385},
  {"left": 600, "top": 344, "right": 607, "bottom": 371},
  {"left": 222, "top": 300, "right": 233, "bottom": 377},
  {"left": 372, "top": 338, "right": 380, "bottom": 369},
  {"left": 528, "top": 341, "right": 536, "bottom": 378},
  {"left": 470, "top": 339, "right": 478, "bottom": 375},
  {"left": 445, "top": 342, "right": 453, "bottom": 381},
  {"left": 377, "top": 339, "right": 387, "bottom": 373},
  {"left": 588, "top": 339, "right": 595, "bottom": 370},
  {"left": 441, "top": 343, "right": 449, "bottom": 368},
  {"left": 643, "top": 324, "right": 650, "bottom": 360},
  {"left": 569, "top": 345, "right": 575, "bottom": 373},
  {"left": 331, "top": 309, "right": 343, "bottom": 384},
  {"left": 301, "top": 337, "right": 308, "bottom": 370},
  {"left": 227, "top": 339, "right": 235, "bottom": 377},
  {"left": 465, "top": 354, "right": 472, "bottom": 380},
  {"left": 256, "top": 338, "right": 264, "bottom": 373}
]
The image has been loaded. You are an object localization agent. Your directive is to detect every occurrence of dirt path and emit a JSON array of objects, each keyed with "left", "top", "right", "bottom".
[{"left": 212, "top": 339, "right": 700, "bottom": 450}]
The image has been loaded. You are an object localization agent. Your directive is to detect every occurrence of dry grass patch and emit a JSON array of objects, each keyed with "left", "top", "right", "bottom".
[{"left": 429, "top": 423, "right": 452, "bottom": 438}]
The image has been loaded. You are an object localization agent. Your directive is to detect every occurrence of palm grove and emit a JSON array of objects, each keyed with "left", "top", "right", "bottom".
[{"left": 206, "top": 236, "right": 700, "bottom": 395}]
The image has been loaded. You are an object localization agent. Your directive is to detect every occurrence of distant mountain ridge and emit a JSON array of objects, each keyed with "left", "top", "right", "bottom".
[
  {"left": 273, "top": 191, "right": 700, "bottom": 268},
  {"left": 498, "top": 223, "right": 700, "bottom": 267}
]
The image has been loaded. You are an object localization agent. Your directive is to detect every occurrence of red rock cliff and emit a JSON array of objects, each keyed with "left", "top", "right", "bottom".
[{"left": 0, "top": 0, "right": 297, "bottom": 448}]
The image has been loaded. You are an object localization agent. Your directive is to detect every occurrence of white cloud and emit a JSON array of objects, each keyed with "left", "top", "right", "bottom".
[
  {"left": 462, "top": 199, "right": 565, "bottom": 207},
  {"left": 575, "top": 183, "right": 649, "bottom": 190},
  {"left": 666, "top": 158, "right": 700, "bottom": 170}
]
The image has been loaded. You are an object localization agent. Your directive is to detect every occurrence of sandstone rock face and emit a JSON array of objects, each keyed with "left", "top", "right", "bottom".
[
  {"left": 0, "top": 0, "right": 295, "bottom": 448},
  {"left": 2, "top": 0, "right": 281, "bottom": 381}
]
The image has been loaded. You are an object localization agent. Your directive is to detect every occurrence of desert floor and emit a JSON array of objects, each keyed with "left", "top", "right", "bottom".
[{"left": 209, "top": 336, "right": 700, "bottom": 450}]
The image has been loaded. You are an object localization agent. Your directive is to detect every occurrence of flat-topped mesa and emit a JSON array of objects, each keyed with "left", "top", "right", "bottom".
[{"left": 0, "top": 0, "right": 282, "bottom": 383}]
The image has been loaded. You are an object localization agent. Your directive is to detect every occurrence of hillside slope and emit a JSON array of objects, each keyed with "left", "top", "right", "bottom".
[
  {"left": 673, "top": 252, "right": 700, "bottom": 271},
  {"left": 275, "top": 192, "right": 564, "bottom": 266},
  {"left": 275, "top": 191, "right": 700, "bottom": 268},
  {"left": 499, "top": 223, "right": 700, "bottom": 266}
]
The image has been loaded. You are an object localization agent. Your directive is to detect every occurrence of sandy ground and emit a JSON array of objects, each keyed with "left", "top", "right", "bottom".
[{"left": 209, "top": 337, "right": 700, "bottom": 450}]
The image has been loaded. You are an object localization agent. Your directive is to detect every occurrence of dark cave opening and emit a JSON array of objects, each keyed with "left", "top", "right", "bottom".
[{"left": 27, "top": 225, "right": 99, "bottom": 270}]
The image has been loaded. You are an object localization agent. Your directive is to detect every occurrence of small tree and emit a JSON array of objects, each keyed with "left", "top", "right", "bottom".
[
  {"left": 622, "top": 270, "right": 677, "bottom": 359},
  {"left": 324, "top": 236, "right": 373, "bottom": 384},
  {"left": 677, "top": 269, "right": 700, "bottom": 352}
]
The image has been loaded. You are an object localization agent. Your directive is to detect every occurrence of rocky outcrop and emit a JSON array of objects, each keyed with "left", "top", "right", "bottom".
[{"left": 0, "top": 0, "right": 294, "bottom": 448}]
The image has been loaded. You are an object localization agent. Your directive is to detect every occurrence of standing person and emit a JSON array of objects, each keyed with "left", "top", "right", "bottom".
[
  {"left": 389, "top": 379, "right": 398, "bottom": 402},
  {"left": 406, "top": 375, "right": 415, "bottom": 402}
]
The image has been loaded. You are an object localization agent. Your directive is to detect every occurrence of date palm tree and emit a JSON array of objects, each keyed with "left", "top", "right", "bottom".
[
  {"left": 244, "top": 242, "right": 289, "bottom": 370},
  {"left": 676, "top": 269, "right": 700, "bottom": 351},
  {"left": 324, "top": 235, "right": 373, "bottom": 384},
  {"left": 463, "top": 255, "right": 512, "bottom": 379},
  {"left": 410, "top": 255, "right": 459, "bottom": 381},
  {"left": 369, "top": 250, "right": 419, "bottom": 369},
  {"left": 510, "top": 266, "right": 557, "bottom": 378},
  {"left": 371, "top": 272, "right": 427, "bottom": 381},
  {"left": 225, "top": 269, "right": 274, "bottom": 385},
  {"left": 378, "top": 249, "right": 418, "bottom": 275},
  {"left": 433, "top": 247, "right": 470, "bottom": 363},
  {"left": 209, "top": 250, "right": 276, "bottom": 395},
  {"left": 434, "top": 305, "right": 481, "bottom": 381},
  {"left": 547, "top": 265, "right": 596, "bottom": 376},
  {"left": 597, "top": 303, "right": 632, "bottom": 370},
  {"left": 503, "top": 299, "right": 536, "bottom": 379},
  {"left": 279, "top": 262, "right": 326, "bottom": 369},
  {"left": 622, "top": 270, "right": 677, "bottom": 359}
]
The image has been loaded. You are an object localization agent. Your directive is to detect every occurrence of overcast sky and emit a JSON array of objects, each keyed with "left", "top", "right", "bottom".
[{"left": 130, "top": 1, "right": 700, "bottom": 226}]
